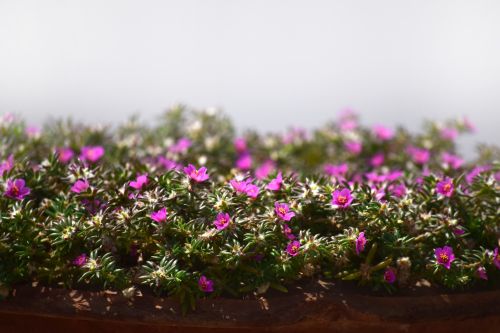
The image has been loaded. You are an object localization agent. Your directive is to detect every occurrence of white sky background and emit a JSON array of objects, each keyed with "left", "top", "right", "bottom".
[{"left": 1, "top": 0, "right": 499, "bottom": 157}]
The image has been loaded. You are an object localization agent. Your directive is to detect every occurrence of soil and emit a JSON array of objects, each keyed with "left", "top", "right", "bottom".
[{"left": 0, "top": 280, "right": 498, "bottom": 333}]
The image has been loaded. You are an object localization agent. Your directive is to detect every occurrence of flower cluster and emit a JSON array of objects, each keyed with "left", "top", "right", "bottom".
[{"left": 0, "top": 106, "right": 498, "bottom": 311}]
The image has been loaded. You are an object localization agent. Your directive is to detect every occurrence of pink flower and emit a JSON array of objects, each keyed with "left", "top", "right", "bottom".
[
  {"left": 340, "top": 119, "right": 357, "bottom": 132},
  {"left": 234, "top": 137, "right": 247, "bottom": 153},
  {"left": 436, "top": 177, "right": 454, "bottom": 197},
  {"left": 0, "top": 154, "right": 14, "bottom": 177},
  {"left": 130, "top": 174, "right": 148, "bottom": 190},
  {"left": 255, "top": 160, "right": 275, "bottom": 180},
  {"left": 266, "top": 172, "right": 283, "bottom": 191},
  {"left": 355, "top": 232, "right": 366, "bottom": 255},
  {"left": 324, "top": 163, "right": 348, "bottom": 178},
  {"left": 169, "top": 138, "right": 191, "bottom": 154},
  {"left": 230, "top": 179, "right": 250, "bottom": 194},
  {"left": 236, "top": 153, "right": 252, "bottom": 170},
  {"left": 25, "top": 126, "right": 41, "bottom": 138},
  {"left": 434, "top": 246, "right": 455, "bottom": 269},
  {"left": 213, "top": 212, "right": 231, "bottom": 230},
  {"left": 4, "top": 178, "right": 30, "bottom": 200},
  {"left": 388, "top": 183, "right": 407, "bottom": 198},
  {"left": 385, "top": 170, "right": 403, "bottom": 181},
  {"left": 440, "top": 127, "right": 458, "bottom": 141},
  {"left": 72, "top": 253, "right": 87, "bottom": 267},
  {"left": 157, "top": 156, "right": 178, "bottom": 170},
  {"left": 57, "top": 147, "right": 74, "bottom": 164},
  {"left": 71, "top": 179, "right": 90, "bottom": 193},
  {"left": 331, "top": 188, "right": 353, "bottom": 209},
  {"left": 441, "top": 152, "right": 464, "bottom": 169},
  {"left": 245, "top": 184, "right": 260, "bottom": 199},
  {"left": 466, "top": 165, "right": 490, "bottom": 184},
  {"left": 384, "top": 267, "right": 397, "bottom": 284},
  {"left": 80, "top": 146, "right": 105, "bottom": 163},
  {"left": 286, "top": 240, "right": 301, "bottom": 257},
  {"left": 198, "top": 275, "right": 214, "bottom": 293},
  {"left": 462, "top": 116, "right": 475, "bottom": 132},
  {"left": 373, "top": 125, "right": 394, "bottom": 141},
  {"left": 274, "top": 202, "right": 295, "bottom": 221},
  {"left": 493, "top": 248, "right": 500, "bottom": 270},
  {"left": 408, "top": 147, "right": 430, "bottom": 165},
  {"left": 345, "top": 141, "right": 362, "bottom": 155},
  {"left": 184, "top": 164, "right": 209, "bottom": 183},
  {"left": 476, "top": 266, "right": 488, "bottom": 280},
  {"left": 282, "top": 224, "right": 296, "bottom": 240},
  {"left": 150, "top": 207, "right": 168, "bottom": 223},
  {"left": 370, "top": 153, "right": 385, "bottom": 168}
]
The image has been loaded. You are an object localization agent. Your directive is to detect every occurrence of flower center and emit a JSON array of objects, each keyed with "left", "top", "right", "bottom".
[
  {"left": 443, "top": 183, "right": 451, "bottom": 192},
  {"left": 11, "top": 185, "right": 19, "bottom": 196},
  {"left": 338, "top": 195, "right": 347, "bottom": 204},
  {"left": 292, "top": 245, "right": 298, "bottom": 252},
  {"left": 439, "top": 253, "right": 449, "bottom": 263},
  {"left": 279, "top": 207, "right": 286, "bottom": 215}
]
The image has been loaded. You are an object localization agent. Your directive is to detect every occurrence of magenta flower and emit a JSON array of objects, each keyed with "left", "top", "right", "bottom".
[
  {"left": 198, "top": 275, "right": 214, "bottom": 293},
  {"left": 370, "top": 153, "right": 385, "bottom": 168},
  {"left": 255, "top": 160, "right": 275, "bottom": 180},
  {"left": 408, "top": 147, "right": 430, "bottom": 165},
  {"left": 384, "top": 267, "right": 397, "bottom": 284},
  {"left": 230, "top": 179, "right": 250, "bottom": 194},
  {"left": 373, "top": 125, "right": 394, "bottom": 141},
  {"left": 274, "top": 202, "right": 296, "bottom": 221},
  {"left": 286, "top": 240, "right": 301, "bottom": 257},
  {"left": 169, "top": 138, "right": 191, "bottom": 154},
  {"left": 25, "top": 126, "right": 41, "bottom": 138},
  {"left": 434, "top": 246, "right": 455, "bottom": 269},
  {"left": 324, "top": 163, "right": 348, "bottom": 178},
  {"left": 57, "top": 147, "right": 74, "bottom": 164},
  {"left": 4, "top": 178, "right": 30, "bottom": 200},
  {"left": 234, "top": 137, "right": 247, "bottom": 153},
  {"left": 71, "top": 179, "right": 90, "bottom": 193},
  {"left": 184, "top": 164, "right": 209, "bottom": 183},
  {"left": 340, "top": 119, "right": 358, "bottom": 132},
  {"left": 0, "top": 154, "right": 14, "bottom": 177},
  {"left": 213, "top": 212, "right": 231, "bottom": 230},
  {"left": 441, "top": 152, "right": 464, "bottom": 169},
  {"left": 345, "top": 140, "right": 362, "bottom": 155},
  {"left": 80, "top": 146, "right": 105, "bottom": 163},
  {"left": 388, "top": 183, "right": 407, "bottom": 198},
  {"left": 385, "top": 169, "right": 403, "bottom": 182},
  {"left": 331, "top": 188, "right": 353, "bottom": 209},
  {"left": 355, "top": 232, "right": 366, "bottom": 255},
  {"left": 157, "top": 156, "right": 178, "bottom": 170},
  {"left": 440, "top": 127, "right": 458, "bottom": 141},
  {"left": 236, "top": 153, "right": 252, "bottom": 170},
  {"left": 436, "top": 177, "right": 454, "bottom": 197},
  {"left": 72, "top": 253, "right": 87, "bottom": 267},
  {"left": 493, "top": 248, "right": 500, "bottom": 270},
  {"left": 466, "top": 165, "right": 490, "bottom": 184},
  {"left": 462, "top": 116, "right": 475, "bottom": 132},
  {"left": 150, "top": 207, "right": 168, "bottom": 223},
  {"left": 130, "top": 173, "right": 148, "bottom": 190},
  {"left": 476, "top": 266, "right": 488, "bottom": 280},
  {"left": 282, "top": 224, "right": 296, "bottom": 240},
  {"left": 245, "top": 184, "right": 260, "bottom": 199},
  {"left": 266, "top": 172, "right": 283, "bottom": 191}
]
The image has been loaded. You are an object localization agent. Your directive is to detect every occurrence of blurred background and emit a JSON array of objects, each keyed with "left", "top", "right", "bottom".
[{"left": 0, "top": 0, "right": 499, "bottom": 157}]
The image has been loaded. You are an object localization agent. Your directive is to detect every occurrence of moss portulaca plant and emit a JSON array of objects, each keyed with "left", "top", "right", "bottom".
[{"left": 0, "top": 106, "right": 498, "bottom": 312}]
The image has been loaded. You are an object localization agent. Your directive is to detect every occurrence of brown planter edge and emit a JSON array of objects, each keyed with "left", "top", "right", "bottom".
[{"left": 0, "top": 281, "right": 499, "bottom": 333}]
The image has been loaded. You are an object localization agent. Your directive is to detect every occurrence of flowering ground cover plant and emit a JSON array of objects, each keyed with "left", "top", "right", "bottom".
[{"left": 0, "top": 106, "right": 498, "bottom": 312}]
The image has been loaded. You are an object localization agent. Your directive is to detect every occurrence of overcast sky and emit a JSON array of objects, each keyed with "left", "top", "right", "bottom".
[{"left": 1, "top": 0, "right": 499, "bottom": 156}]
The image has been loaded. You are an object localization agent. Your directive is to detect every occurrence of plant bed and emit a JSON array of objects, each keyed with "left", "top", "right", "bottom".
[
  {"left": 0, "top": 281, "right": 499, "bottom": 333},
  {"left": 0, "top": 107, "right": 499, "bottom": 332}
]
